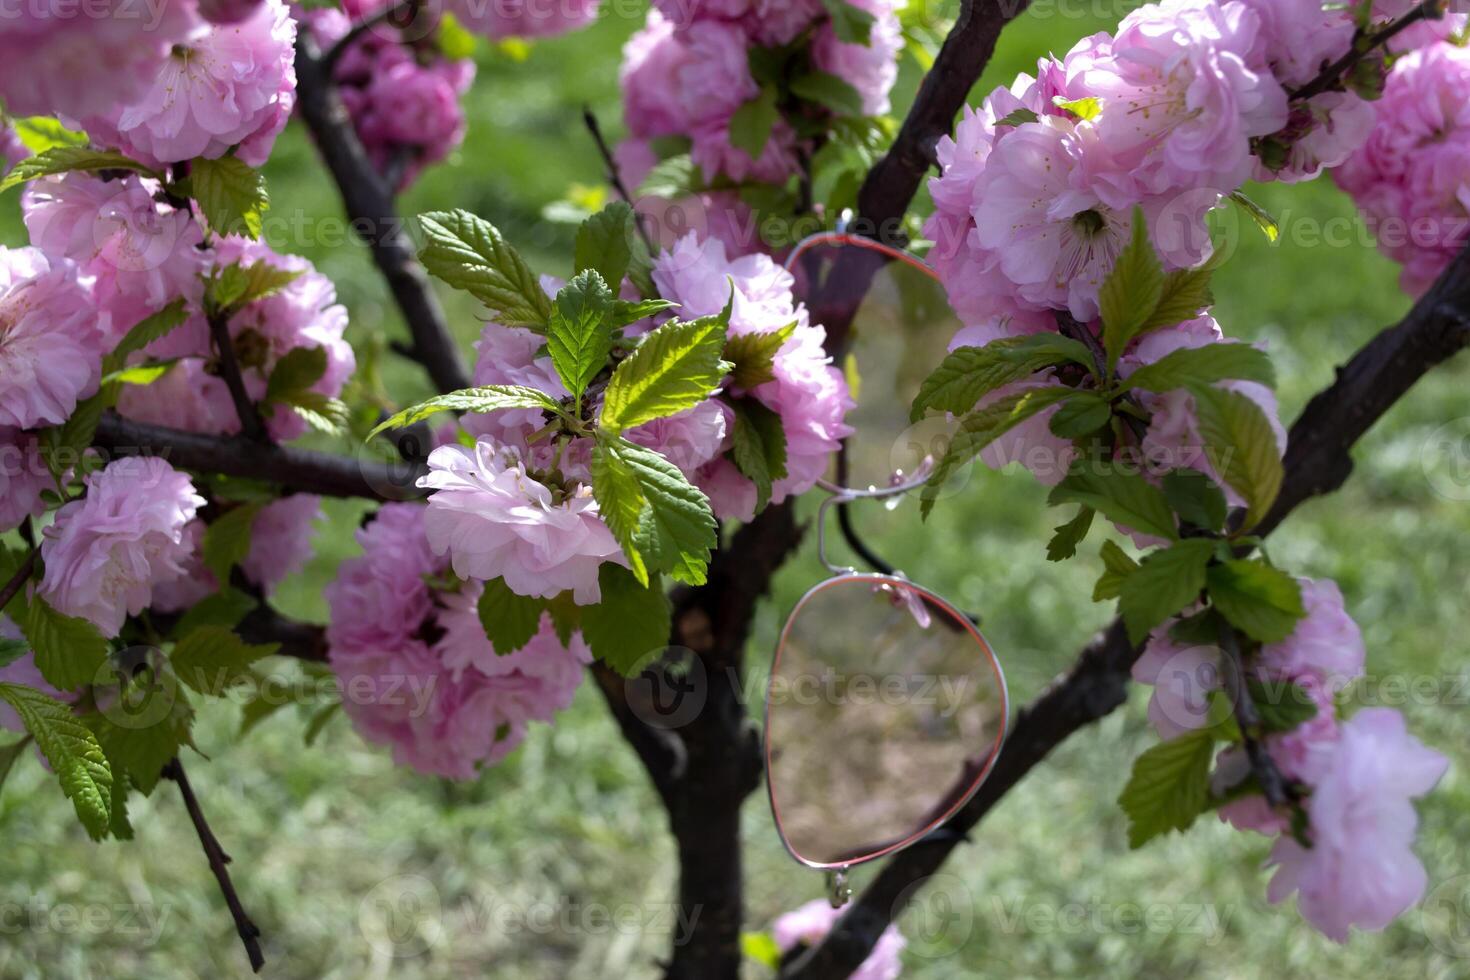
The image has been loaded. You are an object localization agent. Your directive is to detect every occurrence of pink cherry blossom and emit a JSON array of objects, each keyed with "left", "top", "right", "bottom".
[
  {"left": 1265, "top": 708, "right": 1448, "bottom": 942},
  {"left": 418, "top": 439, "right": 624, "bottom": 604},
  {"left": 627, "top": 400, "right": 730, "bottom": 477},
  {"left": 621, "top": 11, "right": 691, "bottom": 140},
  {"left": 0, "top": 1, "right": 200, "bottom": 120},
  {"left": 0, "top": 429, "right": 51, "bottom": 534},
  {"left": 1237, "top": 0, "right": 1354, "bottom": 89},
  {"left": 240, "top": 494, "right": 324, "bottom": 593},
  {"left": 1255, "top": 578, "right": 1365, "bottom": 688},
  {"left": 772, "top": 899, "right": 906, "bottom": 980},
  {"left": 434, "top": 582, "right": 591, "bottom": 693},
  {"left": 1131, "top": 629, "right": 1221, "bottom": 739},
  {"left": 325, "top": 504, "right": 443, "bottom": 656},
  {"left": 79, "top": 0, "right": 297, "bottom": 168},
  {"left": 39, "top": 457, "right": 205, "bottom": 637},
  {"left": 0, "top": 246, "right": 105, "bottom": 430},
  {"left": 812, "top": 0, "right": 904, "bottom": 117},
  {"left": 199, "top": 0, "right": 267, "bottom": 24},
  {"left": 0, "top": 617, "right": 70, "bottom": 733}
]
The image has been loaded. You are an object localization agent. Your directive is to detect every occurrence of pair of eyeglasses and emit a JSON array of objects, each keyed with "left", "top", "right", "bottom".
[{"left": 762, "top": 231, "right": 1010, "bottom": 907}]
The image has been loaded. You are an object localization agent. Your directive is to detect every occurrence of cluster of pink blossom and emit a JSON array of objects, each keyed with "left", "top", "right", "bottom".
[
  {"left": 772, "top": 898, "right": 906, "bottom": 980},
  {"left": 303, "top": 3, "right": 475, "bottom": 192},
  {"left": 1132, "top": 578, "right": 1449, "bottom": 940},
  {"left": 619, "top": 0, "right": 903, "bottom": 190},
  {"left": 37, "top": 457, "right": 206, "bottom": 636},
  {"left": 1335, "top": 40, "right": 1470, "bottom": 296},
  {"left": 0, "top": 246, "right": 106, "bottom": 431},
  {"left": 324, "top": 503, "right": 590, "bottom": 779},
  {"left": 0, "top": 616, "right": 70, "bottom": 733}
]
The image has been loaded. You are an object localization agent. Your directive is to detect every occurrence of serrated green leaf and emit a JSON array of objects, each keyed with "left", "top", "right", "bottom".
[
  {"left": 206, "top": 261, "right": 302, "bottom": 318},
  {"left": 87, "top": 678, "right": 194, "bottom": 796},
  {"left": 600, "top": 309, "right": 731, "bottom": 434},
  {"left": 1118, "top": 727, "right": 1215, "bottom": 848},
  {"left": 201, "top": 503, "right": 262, "bottom": 586},
  {"left": 730, "top": 399, "right": 788, "bottom": 511},
  {"left": 0, "top": 146, "right": 159, "bottom": 193},
  {"left": 821, "top": 0, "right": 876, "bottom": 43},
  {"left": 188, "top": 155, "right": 269, "bottom": 239},
  {"left": 1140, "top": 266, "right": 1214, "bottom": 333},
  {"left": 1188, "top": 384, "right": 1283, "bottom": 530},
  {"left": 611, "top": 298, "right": 678, "bottom": 327},
  {"left": 0, "top": 683, "right": 112, "bottom": 839},
  {"left": 920, "top": 386, "right": 1076, "bottom": 518},
  {"left": 546, "top": 593, "right": 580, "bottom": 647},
  {"left": 730, "top": 85, "right": 781, "bottom": 158},
  {"left": 547, "top": 269, "right": 616, "bottom": 400},
  {"left": 1100, "top": 207, "right": 1165, "bottom": 370},
  {"left": 790, "top": 71, "right": 865, "bottom": 117},
  {"left": 590, "top": 435, "right": 651, "bottom": 587},
  {"left": 417, "top": 209, "right": 552, "bottom": 329},
  {"left": 1048, "top": 393, "right": 1114, "bottom": 439},
  {"left": 11, "top": 116, "right": 87, "bottom": 153},
  {"left": 910, "top": 335, "right": 1094, "bottom": 422},
  {"left": 103, "top": 300, "right": 189, "bottom": 375},
  {"left": 574, "top": 201, "right": 637, "bottom": 289},
  {"left": 1048, "top": 462, "right": 1179, "bottom": 542},
  {"left": 1046, "top": 506, "right": 1095, "bottom": 562},
  {"left": 1118, "top": 539, "right": 1215, "bottom": 644},
  {"left": 281, "top": 390, "right": 350, "bottom": 435},
  {"left": 1093, "top": 540, "right": 1141, "bottom": 601},
  {"left": 21, "top": 598, "right": 108, "bottom": 691},
  {"left": 1247, "top": 676, "right": 1319, "bottom": 733},
  {"left": 1207, "top": 559, "right": 1305, "bottom": 643},
  {"left": 995, "top": 107, "right": 1041, "bottom": 128},
  {"left": 0, "top": 736, "right": 30, "bottom": 795},
  {"left": 264, "top": 345, "right": 329, "bottom": 405},
  {"left": 1125, "top": 343, "right": 1275, "bottom": 394},
  {"left": 1162, "top": 470, "right": 1229, "bottom": 532},
  {"left": 592, "top": 434, "right": 719, "bottom": 586},
  {"left": 367, "top": 385, "right": 564, "bottom": 441},
  {"left": 1053, "top": 95, "right": 1102, "bottom": 120},
  {"left": 171, "top": 626, "right": 278, "bottom": 696},
  {"left": 171, "top": 588, "right": 258, "bottom": 639},
  {"left": 0, "top": 638, "right": 29, "bottom": 670},
  {"left": 101, "top": 360, "right": 177, "bottom": 387},
  {"left": 636, "top": 154, "right": 701, "bottom": 199},
  {"left": 1229, "top": 191, "right": 1279, "bottom": 243},
  {"left": 725, "top": 322, "right": 796, "bottom": 390},
  {"left": 579, "top": 565, "right": 671, "bottom": 677},
  {"left": 477, "top": 578, "right": 546, "bottom": 655}
]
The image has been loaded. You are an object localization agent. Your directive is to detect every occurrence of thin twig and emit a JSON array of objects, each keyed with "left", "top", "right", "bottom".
[
  {"left": 0, "top": 545, "right": 38, "bottom": 612},
  {"left": 1288, "top": 0, "right": 1440, "bottom": 102},
  {"left": 581, "top": 107, "right": 658, "bottom": 254},
  {"left": 1216, "top": 621, "right": 1289, "bottom": 807},
  {"left": 162, "top": 758, "right": 265, "bottom": 973},
  {"left": 206, "top": 312, "right": 268, "bottom": 442},
  {"left": 322, "top": 0, "right": 422, "bottom": 73}
]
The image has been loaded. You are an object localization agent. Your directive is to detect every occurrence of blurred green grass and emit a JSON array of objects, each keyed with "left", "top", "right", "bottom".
[{"left": 3, "top": 5, "right": 1470, "bottom": 979}]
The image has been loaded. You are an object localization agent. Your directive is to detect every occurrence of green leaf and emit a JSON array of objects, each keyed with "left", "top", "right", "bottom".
[
  {"left": 39, "top": 390, "right": 106, "bottom": 484},
  {"left": 436, "top": 11, "right": 478, "bottom": 59},
  {"left": 0, "top": 736, "right": 30, "bottom": 796},
  {"left": 0, "top": 638, "right": 29, "bottom": 670},
  {"left": 1229, "top": 191, "right": 1279, "bottom": 243},
  {"left": 303, "top": 702, "right": 340, "bottom": 747},
  {"left": 0, "top": 146, "right": 159, "bottom": 193},
  {"left": 1117, "top": 727, "right": 1215, "bottom": 848},
  {"left": 201, "top": 503, "right": 262, "bottom": 585},
  {"left": 171, "top": 588, "right": 258, "bottom": 639},
  {"left": 101, "top": 360, "right": 177, "bottom": 387},
  {"left": 547, "top": 269, "right": 616, "bottom": 400},
  {"left": 1124, "top": 343, "right": 1276, "bottom": 394},
  {"left": 1099, "top": 207, "right": 1165, "bottom": 370},
  {"left": 790, "top": 71, "right": 865, "bottom": 117},
  {"left": 103, "top": 299, "right": 189, "bottom": 375},
  {"left": 1093, "top": 540, "right": 1140, "bottom": 601},
  {"left": 910, "top": 335, "right": 1094, "bottom": 422},
  {"left": 600, "top": 308, "right": 731, "bottom": 434},
  {"left": 611, "top": 298, "right": 679, "bottom": 327},
  {"left": 1053, "top": 95, "right": 1102, "bottom": 120},
  {"left": 546, "top": 593, "right": 580, "bottom": 647},
  {"left": 1140, "top": 266, "right": 1214, "bottom": 333},
  {"left": 994, "top": 107, "right": 1041, "bottom": 128},
  {"left": 1206, "top": 559, "right": 1305, "bottom": 644},
  {"left": 741, "top": 931, "right": 783, "bottom": 970},
  {"left": 730, "top": 85, "right": 781, "bottom": 158},
  {"left": 1048, "top": 393, "right": 1114, "bottom": 439},
  {"left": 591, "top": 434, "right": 719, "bottom": 587},
  {"left": 636, "top": 154, "right": 701, "bottom": 199},
  {"left": 1046, "top": 507, "right": 1095, "bottom": 562},
  {"left": 264, "top": 345, "right": 329, "bottom": 405},
  {"left": 417, "top": 209, "right": 553, "bottom": 329},
  {"left": 1247, "top": 677, "right": 1319, "bottom": 733},
  {"left": 0, "top": 683, "right": 113, "bottom": 840},
  {"left": 821, "top": 0, "right": 876, "bottom": 43},
  {"left": 476, "top": 578, "right": 547, "bottom": 655},
  {"left": 206, "top": 260, "right": 302, "bottom": 317},
  {"left": 1118, "top": 539, "right": 1215, "bottom": 644},
  {"left": 1047, "top": 462, "right": 1179, "bottom": 542},
  {"left": 725, "top": 322, "right": 796, "bottom": 390},
  {"left": 21, "top": 598, "right": 109, "bottom": 692},
  {"left": 367, "top": 385, "right": 564, "bottom": 440},
  {"left": 579, "top": 565, "right": 671, "bottom": 677},
  {"left": 574, "top": 201, "right": 637, "bottom": 289},
  {"left": 188, "top": 155, "right": 269, "bottom": 239},
  {"left": 1188, "top": 384, "right": 1283, "bottom": 530},
  {"left": 171, "top": 626, "right": 279, "bottom": 696},
  {"left": 11, "top": 116, "right": 88, "bottom": 152},
  {"left": 730, "top": 400, "right": 788, "bottom": 511},
  {"left": 920, "top": 387, "right": 1076, "bottom": 518},
  {"left": 87, "top": 680, "right": 193, "bottom": 796},
  {"left": 1163, "top": 470, "right": 1229, "bottom": 532},
  {"left": 280, "top": 389, "right": 350, "bottom": 436}
]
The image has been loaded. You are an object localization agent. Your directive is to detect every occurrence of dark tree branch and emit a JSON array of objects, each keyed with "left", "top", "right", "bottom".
[
  {"left": 781, "top": 243, "right": 1470, "bottom": 979},
  {"left": 93, "top": 413, "right": 425, "bottom": 501},
  {"left": 162, "top": 758, "right": 265, "bottom": 973},
  {"left": 294, "top": 29, "right": 472, "bottom": 394},
  {"left": 1217, "top": 621, "right": 1289, "bottom": 808},
  {"left": 206, "top": 312, "right": 268, "bottom": 443},
  {"left": 0, "top": 544, "right": 38, "bottom": 612},
  {"left": 322, "top": 0, "right": 421, "bottom": 73},
  {"left": 1288, "top": 0, "right": 1442, "bottom": 102}
]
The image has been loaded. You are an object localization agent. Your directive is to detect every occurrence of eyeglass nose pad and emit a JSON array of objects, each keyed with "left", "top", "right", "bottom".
[{"left": 825, "top": 868, "right": 853, "bottom": 909}]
